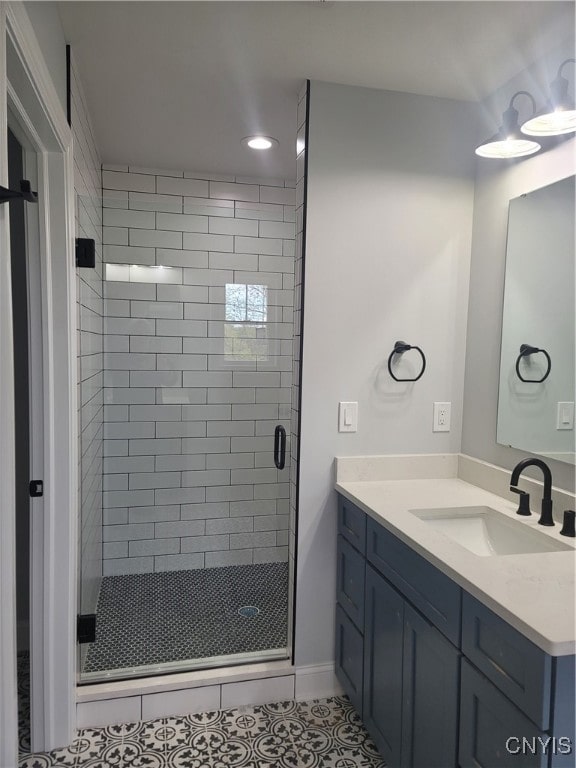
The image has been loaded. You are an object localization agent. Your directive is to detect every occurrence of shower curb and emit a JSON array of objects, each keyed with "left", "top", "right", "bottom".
[{"left": 76, "top": 662, "right": 341, "bottom": 727}]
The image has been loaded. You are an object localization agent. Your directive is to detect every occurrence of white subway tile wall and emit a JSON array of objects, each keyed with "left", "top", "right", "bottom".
[
  {"left": 102, "top": 167, "right": 296, "bottom": 574},
  {"left": 73, "top": 54, "right": 103, "bottom": 615}
]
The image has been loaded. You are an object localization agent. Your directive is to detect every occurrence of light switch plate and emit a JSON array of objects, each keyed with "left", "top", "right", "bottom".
[
  {"left": 557, "top": 402, "right": 574, "bottom": 430},
  {"left": 339, "top": 402, "right": 358, "bottom": 432}
]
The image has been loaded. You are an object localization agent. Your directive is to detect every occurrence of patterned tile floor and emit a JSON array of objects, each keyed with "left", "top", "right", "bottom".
[
  {"left": 18, "top": 695, "right": 385, "bottom": 767},
  {"left": 84, "top": 562, "right": 289, "bottom": 675},
  {"left": 18, "top": 651, "right": 31, "bottom": 754}
]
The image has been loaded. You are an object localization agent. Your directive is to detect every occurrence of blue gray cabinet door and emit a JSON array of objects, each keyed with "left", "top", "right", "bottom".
[
  {"left": 335, "top": 604, "right": 364, "bottom": 715},
  {"left": 337, "top": 535, "right": 365, "bottom": 630},
  {"left": 459, "top": 660, "right": 547, "bottom": 768},
  {"left": 363, "top": 564, "right": 404, "bottom": 767},
  {"left": 401, "top": 603, "right": 460, "bottom": 768}
]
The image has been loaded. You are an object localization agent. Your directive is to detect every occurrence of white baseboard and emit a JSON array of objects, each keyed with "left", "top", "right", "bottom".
[{"left": 294, "top": 663, "right": 343, "bottom": 701}]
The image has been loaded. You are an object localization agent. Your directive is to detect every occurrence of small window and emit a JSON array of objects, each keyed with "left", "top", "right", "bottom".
[{"left": 224, "top": 284, "right": 268, "bottom": 361}]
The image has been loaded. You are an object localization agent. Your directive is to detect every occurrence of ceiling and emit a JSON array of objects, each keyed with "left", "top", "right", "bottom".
[{"left": 58, "top": 1, "right": 574, "bottom": 179}]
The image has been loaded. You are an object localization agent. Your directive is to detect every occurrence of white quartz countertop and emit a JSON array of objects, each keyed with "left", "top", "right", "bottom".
[{"left": 335, "top": 477, "right": 576, "bottom": 656}]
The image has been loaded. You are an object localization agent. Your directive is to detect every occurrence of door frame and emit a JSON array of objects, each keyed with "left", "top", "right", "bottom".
[
  {"left": 0, "top": 2, "right": 77, "bottom": 761},
  {"left": 6, "top": 119, "right": 43, "bottom": 751}
]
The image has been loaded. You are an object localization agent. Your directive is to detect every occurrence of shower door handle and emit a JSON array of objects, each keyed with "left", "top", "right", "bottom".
[{"left": 274, "top": 425, "right": 286, "bottom": 470}]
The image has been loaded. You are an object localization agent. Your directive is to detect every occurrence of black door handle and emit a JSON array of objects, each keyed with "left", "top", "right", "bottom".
[{"left": 274, "top": 425, "right": 286, "bottom": 470}]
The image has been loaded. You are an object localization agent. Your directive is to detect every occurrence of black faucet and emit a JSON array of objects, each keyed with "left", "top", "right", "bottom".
[{"left": 510, "top": 458, "right": 554, "bottom": 526}]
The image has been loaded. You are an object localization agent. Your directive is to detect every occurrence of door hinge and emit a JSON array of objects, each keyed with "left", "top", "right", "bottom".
[
  {"left": 76, "top": 238, "right": 96, "bottom": 268},
  {"left": 77, "top": 614, "right": 97, "bottom": 644},
  {"left": 29, "top": 480, "right": 43, "bottom": 497}
]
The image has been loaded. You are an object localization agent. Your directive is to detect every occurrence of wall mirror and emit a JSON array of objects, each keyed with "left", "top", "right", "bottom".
[{"left": 497, "top": 175, "right": 575, "bottom": 465}]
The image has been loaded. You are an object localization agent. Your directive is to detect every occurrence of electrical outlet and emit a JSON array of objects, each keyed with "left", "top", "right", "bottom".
[{"left": 433, "top": 402, "right": 451, "bottom": 432}]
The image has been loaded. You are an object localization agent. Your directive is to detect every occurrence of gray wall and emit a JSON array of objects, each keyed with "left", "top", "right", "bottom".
[
  {"left": 24, "top": 2, "right": 67, "bottom": 113},
  {"left": 295, "top": 81, "right": 477, "bottom": 666}
]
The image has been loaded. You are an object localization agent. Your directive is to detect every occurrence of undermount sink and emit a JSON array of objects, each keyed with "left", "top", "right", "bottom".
[{"left": 409, "top": 506, "right": 573, "bottom": 557}]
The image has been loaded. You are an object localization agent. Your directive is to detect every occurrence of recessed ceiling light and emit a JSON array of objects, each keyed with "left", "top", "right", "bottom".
[{"left": 242, "top": 136, "right": 279, "bottom": 150}]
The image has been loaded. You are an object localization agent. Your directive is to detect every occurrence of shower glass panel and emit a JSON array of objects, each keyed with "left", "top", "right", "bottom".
[
  {"left": 78, "top": 171, "right": 296, "bottom": 682},
  {"left": 76, "top": 186, "right": 105, "bottom": 679}
]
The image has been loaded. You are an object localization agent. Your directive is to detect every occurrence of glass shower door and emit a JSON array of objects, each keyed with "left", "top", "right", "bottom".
[{"left": 79, "top": 170, "right": 296, "bottom": 682}]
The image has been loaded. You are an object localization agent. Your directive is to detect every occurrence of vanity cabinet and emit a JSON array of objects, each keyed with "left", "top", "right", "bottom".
[
  {"left": 337, "top": 496, "right": 460, "bottom": 768},
  {"left": 335, "top": 493, "right": 575, "bottom": 768}
]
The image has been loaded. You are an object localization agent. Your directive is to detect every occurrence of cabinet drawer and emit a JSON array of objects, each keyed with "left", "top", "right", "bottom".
[
  {"left": 338, "top": 495, "right": 366, "bottom": 554},
  {"left": 462, "top": 594, "right": 552, "bottom": 730},
  {"left": 366, "top": 517, "right": 461, "bottom": 645},
  {"left": 335, "top": 604, "right": 364, "bottom": 715},
  {"left": 459, "top": 660, "right": 547, "bottom": 768},
  {"left": 337, "top": 535, "right": 365, "bottom": 630}
]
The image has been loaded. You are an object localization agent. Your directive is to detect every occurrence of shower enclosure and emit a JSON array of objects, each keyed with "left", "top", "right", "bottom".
[{"left": 76, "top": 165, "right": 299, "bottom": 682}]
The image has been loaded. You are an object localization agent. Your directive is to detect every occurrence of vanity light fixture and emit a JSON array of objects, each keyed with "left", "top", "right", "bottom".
[
  {"left": 475, "top": 91, "right": 541, "bottom": 159},
  {"left": 241, "top": 135, "right": 279, "bottom": 150},
  {"left": 521, "top": 59, "right": 576, "bottom": 137}
]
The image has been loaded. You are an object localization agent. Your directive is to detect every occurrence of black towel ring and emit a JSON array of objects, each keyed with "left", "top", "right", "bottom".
[
  {"left": 515, "top": 344, "right": 551, "bottom": 383},
  {"left": 387, "top": 341, "right": 426, "bottom": 382}
]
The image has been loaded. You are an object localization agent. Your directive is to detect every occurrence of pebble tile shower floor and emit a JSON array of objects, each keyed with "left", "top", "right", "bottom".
[
  {"left": 19, "top": 695, "right": 385, "bottom": 767},
  {"left": 84, "top": 562, "right": 289, "bottom": 674}
]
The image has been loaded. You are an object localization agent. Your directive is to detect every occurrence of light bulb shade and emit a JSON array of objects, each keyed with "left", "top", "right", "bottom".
[
  {"left": 521, "top": 108, "right": 576, "bottom": 136},
  {"left": 521, "top": 61, "right": 576, "bottom": 136},
  {"left": 476, "top": 91, "right": 541, "bottom": 159},
  {"left": 475, "top": 135, "right": 541, "bottom": 158}
]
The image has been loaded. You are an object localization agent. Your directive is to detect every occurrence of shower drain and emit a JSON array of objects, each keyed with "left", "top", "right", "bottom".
[{"left": 238, "top": 605, "right": 260, "bottom": 618}]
